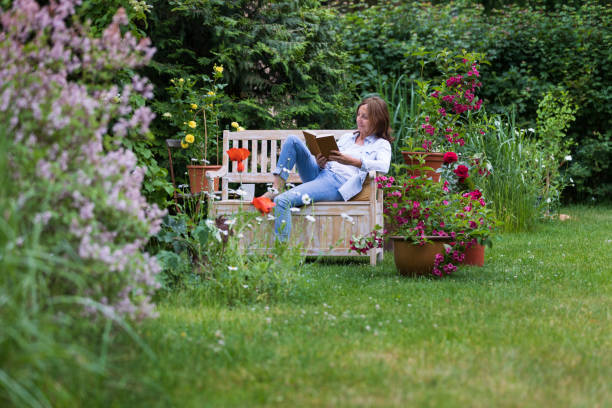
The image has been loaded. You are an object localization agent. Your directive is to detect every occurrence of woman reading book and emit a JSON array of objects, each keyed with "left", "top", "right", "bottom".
[{"left": 258, "top": 96, "right": 393, "bottom": 241}]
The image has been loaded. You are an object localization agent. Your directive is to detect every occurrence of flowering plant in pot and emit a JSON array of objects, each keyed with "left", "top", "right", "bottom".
[
  {"left": 350, "top": 162, "right": 500, "bottom": 276},
  {"left": 158, "top": 65, "right": 244, "bottom": 194},
  {"left": 406, "top": 51, "right": 487, "bottom": 154},
  {"left": 402, "top": 51, "right": 489, "bottom": 178}
]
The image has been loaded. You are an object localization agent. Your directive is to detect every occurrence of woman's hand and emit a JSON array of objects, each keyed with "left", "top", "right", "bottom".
[
  {"left": 327, "top": 150, "right": 362, "bottom": 168},
  {"left": 316, "top": 153, "right": 328, "bottom": 168}
]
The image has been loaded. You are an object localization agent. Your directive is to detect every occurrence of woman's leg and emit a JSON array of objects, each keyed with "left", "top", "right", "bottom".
[
  {"left": 273, "top": 169, "right": 344, "bottom": 241},
  {"left": 273, "top": 135, "right": 320, "bottom": 183}
]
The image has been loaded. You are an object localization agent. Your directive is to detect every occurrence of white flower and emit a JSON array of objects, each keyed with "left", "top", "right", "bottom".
[
  {"left": 266, "top": 214, "right": 276, "bottom": 220},
  {"left": 220, "top": 230, "right": 228, "bottom": 235},
  {"left": 564, "top": 155, "right": 572, "bottom": 161},
  {"left": 224, "top": 218, "right": 236, "bottom": 226},
  {"left": 237, "top": 233, "right": 244, "bottom": 239},
  {"left": 162, "top": 112, "right": 172, "bottom": 118},
  {"left": 340, "top": 213, "right": 354, "bottom": 223},
  {"left": 528, "top": 128, "right": 535, "bottom": 133},
  {"left": 301, "top": 194, "right": 312, "bottom": 205},
  {"left": 546, "top": 198, "right": 551, "bottom": 203},
  {"left": 305, "top": 215, "right": 315, "bottom": 223},
  {"left": 218, "top": 339, "right": 225, "bottom": 346},
  {"left": 205, "top": 219, "right": 216, "bottom": 228},
  {"left": 255, "top": 216, "right": 263, "bottom": 222},
  {"left": 215, "top": 330, "right": 223, "bottom": 338},
  {"left": 242, "top": 284, "right": 249, "bottom": 289},
  {"left": 290, "top": 207, "right": 300, "bottom": 213},
  {"left": 228, "top": 266, "right": 238, "bottom": 271},
  {"left": 365, "top": 325, "right": 371, "bottom": 331}
]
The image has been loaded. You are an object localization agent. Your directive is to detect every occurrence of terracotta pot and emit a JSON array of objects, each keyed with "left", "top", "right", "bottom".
[
  {"left": 401, "top": 151, "right": 445, "bottom": 182},
  {"left": 461, "top": 243, "right": 485, "bottom": 267},
  {"left": 186, "top": 165, "right": 222, "bottom": 194},
  {"left": 390, "top": 236, "right": 451, "bottom": 276}
]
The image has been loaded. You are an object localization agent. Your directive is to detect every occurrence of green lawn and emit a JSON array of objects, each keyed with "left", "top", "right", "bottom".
[{"left": 108, "top": 206, "right": 611, "bottom": 407}]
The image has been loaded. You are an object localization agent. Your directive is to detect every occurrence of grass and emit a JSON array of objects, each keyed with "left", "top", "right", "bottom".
[{"left": 35, "top": 206, "right": 612, "bottom": 406}]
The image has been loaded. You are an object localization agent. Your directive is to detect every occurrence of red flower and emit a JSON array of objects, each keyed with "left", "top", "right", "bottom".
[
  {"left": 227, "top": 148, "right": 250, "bottom": 172},
  {"left": 469, "top": 189, "right": 482, "bottom": 200},
  {"left": 443, "top": 152, "right": 458, "bottom": 164},
  {"left": 453, "top": 165, "right": 469, "bottom": 181},
  {"left": 251, "top": 196, "right": 275, "bottom": 214}
]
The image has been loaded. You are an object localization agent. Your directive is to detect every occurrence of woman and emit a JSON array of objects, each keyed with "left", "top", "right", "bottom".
[{"left": 264, "top": 96, "right": 393, "bottom": 241}]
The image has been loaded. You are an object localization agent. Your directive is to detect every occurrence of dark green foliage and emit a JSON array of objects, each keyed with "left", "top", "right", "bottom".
[
  {"left": 144, "top": 0, "right": 355, "bottom": 130},
  {"left": 339, "top": 1, "right": 612, "bottom": 201}
]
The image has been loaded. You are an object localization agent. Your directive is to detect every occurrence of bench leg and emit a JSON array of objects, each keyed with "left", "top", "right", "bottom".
[{"left": 370, "top": 249, "right": 377, "bottom": 266}]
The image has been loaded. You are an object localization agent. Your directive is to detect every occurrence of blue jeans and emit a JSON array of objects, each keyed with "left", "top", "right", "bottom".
[{"left": 273, "top": 135, "right": 344, "bottom": 241}]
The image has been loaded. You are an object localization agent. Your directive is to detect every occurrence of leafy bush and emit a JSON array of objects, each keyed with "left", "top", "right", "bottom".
[
  {"left": 154, "top": 211, "right": 305, "bottom": 305},
  {"left": 144, "top": 0, "right": 355, "bottom": 130}
]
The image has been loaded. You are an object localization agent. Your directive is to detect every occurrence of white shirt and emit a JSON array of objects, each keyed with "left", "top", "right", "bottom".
[{"left": 328, "top": 132, "right": 392, "bottom": 200}]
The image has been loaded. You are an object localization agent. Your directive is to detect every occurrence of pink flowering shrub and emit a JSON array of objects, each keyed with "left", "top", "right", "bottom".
[
  {"left": 1, "top": 0, "right": 165, "bottom": 319},
  {"left": 408, "top": 51, "right": 488, "bottom": 153}
]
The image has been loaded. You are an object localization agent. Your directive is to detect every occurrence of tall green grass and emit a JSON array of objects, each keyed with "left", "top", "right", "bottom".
[{"left": 468, "top": 110, "right": 545, "bottom": 232}]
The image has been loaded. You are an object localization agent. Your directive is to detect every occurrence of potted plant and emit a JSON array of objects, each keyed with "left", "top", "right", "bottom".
[
  {"left": 158, "top": 64, "right": 243, "bottom": 195},
  {"left": 350, "top": 162, "right": 500, "bottom": 276},
  {"left": 402, "top": 51, "right": 487, "bottom": 181},
  {"left": 437, "top": 150, "right": 496, "bottom": 266}
]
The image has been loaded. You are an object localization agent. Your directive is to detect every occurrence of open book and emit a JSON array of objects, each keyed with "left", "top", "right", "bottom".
[{"left": 303, "top": 130, "right": 339, "bottom": 158}]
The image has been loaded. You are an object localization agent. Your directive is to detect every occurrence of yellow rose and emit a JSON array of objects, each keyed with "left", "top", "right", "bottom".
[
  {"left": 179, "top": 78, "right": 184, "bottom": 84},
  {"left": 190, "top": 103, "right": 198, "bottom": 110},
  {"left": 213, "top": 65, "right": 223, "bottom": 73},
  {"left": 207, "top": 91, "right": 215, "bottom": 96},
  {"left": 188, "top": 121, "right": 196, "bottom": 129},
  {"left": 237, "top": 126, "right": 245, "bottom": 132},
  {"left": 181, "top": 140, "right": 189, "bottom": 149},
  {"left": 185, "top": 134, "right": 195, "bottom": 143},
  {"left": 231, "top": 121, "right": 239, "bottom": 129}
]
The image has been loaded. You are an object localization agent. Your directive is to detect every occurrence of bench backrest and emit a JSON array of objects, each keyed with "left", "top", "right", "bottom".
[{"left": 220, "top": 129, "right": 353, "bottom": 186}]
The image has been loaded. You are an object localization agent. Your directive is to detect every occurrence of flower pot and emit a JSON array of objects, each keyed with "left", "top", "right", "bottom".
[
  {"left": 401, "top": 151, "right": 445, "bottom": 182},
  {"left": 187, "top": 165, "right": 222, "bottom": 195},
  {"left": 461, "top": 243, "right": 485, "bottom": 267},
  {"left": 390, "top": 236, "right": 451, "bottom": 276}
]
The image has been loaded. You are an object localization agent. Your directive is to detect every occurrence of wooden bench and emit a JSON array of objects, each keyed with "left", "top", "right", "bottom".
[{"left": 207, "top": 129, "right": 384, "bottom": 265}]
